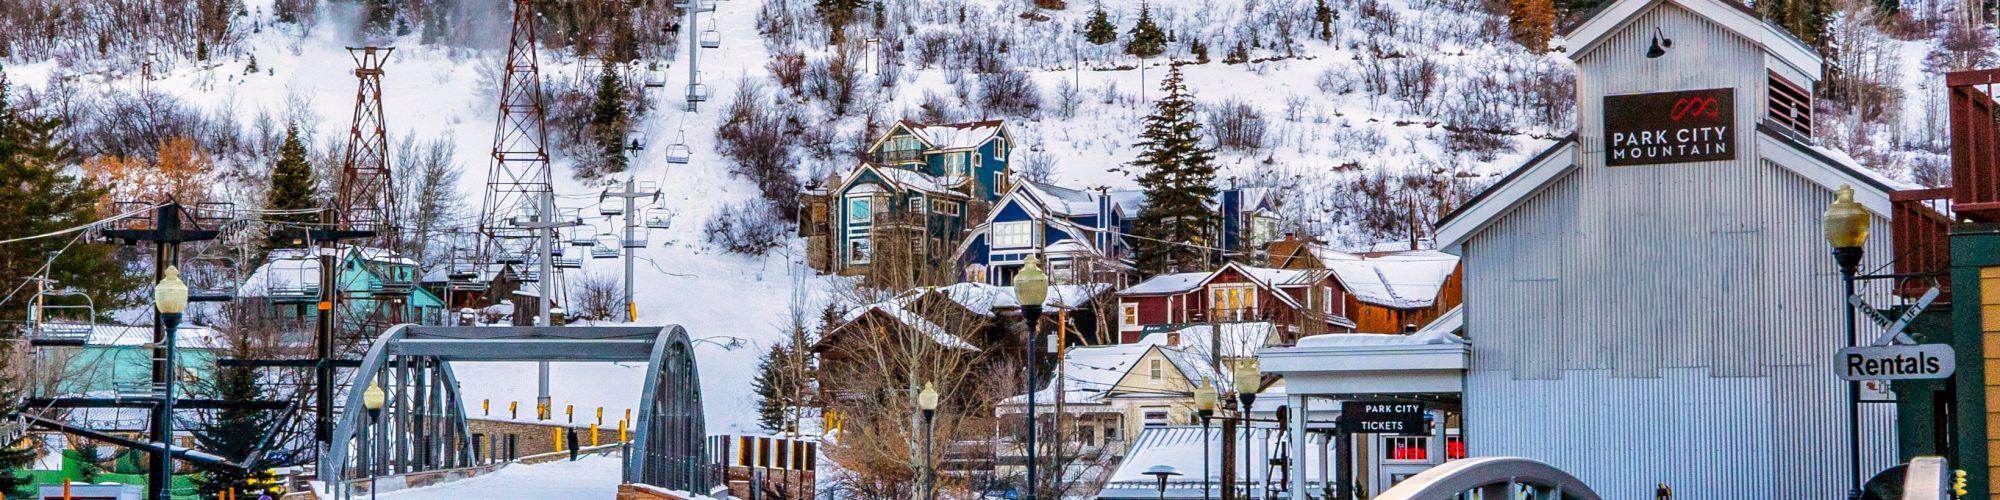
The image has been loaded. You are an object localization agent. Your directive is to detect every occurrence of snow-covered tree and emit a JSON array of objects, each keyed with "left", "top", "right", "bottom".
[
  {"left": 1084, "top": 6, "right": 1118, "bottom": 45},
  {"left": 1129, "top": 65, "right": 1218, "bottom": 274}
]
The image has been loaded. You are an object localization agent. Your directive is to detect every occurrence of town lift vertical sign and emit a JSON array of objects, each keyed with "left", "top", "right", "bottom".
[{"left": 1604, "top": 88, "right": 1736, "bottom": 166}]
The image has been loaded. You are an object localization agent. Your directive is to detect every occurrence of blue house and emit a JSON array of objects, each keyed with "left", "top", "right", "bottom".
[
  {"left": 806, "top": 120, "right": 1015, "bottom": 278},
  {"left": 240, "top": 247, "right": 448, "bottom": 329},
  {"left": 954, "top": 182, "right": 1288, "bottom": 287},
  {"left": 954, "top": 181, "right": 1146, "bottom": 287}
]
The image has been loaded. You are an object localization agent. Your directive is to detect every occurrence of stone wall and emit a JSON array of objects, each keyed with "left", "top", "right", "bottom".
[{"left": 465, "top": 418, "right": 616, "bottom": 460}]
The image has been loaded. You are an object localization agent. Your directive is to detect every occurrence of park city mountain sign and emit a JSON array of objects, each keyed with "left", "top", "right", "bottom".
[
  {"left": 1835, "top": 344, "right": 1956, "bottom": 381},
  {"left": 1603, "top": 88, "right": 1737, "bottom": 166}
]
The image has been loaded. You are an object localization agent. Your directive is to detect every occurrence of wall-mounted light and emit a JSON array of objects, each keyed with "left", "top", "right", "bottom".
[{"left": 1646, "top": 27, "right": 1673, "bottom": 58}]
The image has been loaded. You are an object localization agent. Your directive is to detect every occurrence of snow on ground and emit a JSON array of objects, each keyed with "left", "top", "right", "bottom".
[{"left": 378, "top": 455, "right": 623, "bottom": 499}]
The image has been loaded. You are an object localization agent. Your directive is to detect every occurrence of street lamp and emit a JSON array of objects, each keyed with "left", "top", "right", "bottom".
[
  {"left": 363, "top": 381, "right": 386, "bottom": 500},
  {"left": 1823, "top": 184, "right": 1870, "bottom": 499},
  {"left": 919, "top": 382, "right": 941, "bottom": 500},
  {"left": 152, "top": 266, "right": 189, "bottom": 500},
  {"left": 1194, "top": 380, "right": 1218, "bottom": 500},
  {"left": 1233, "top": 358, "right": 1261, "bottom": 498},
  {"left": 1143, "top": 465, "right": 1183, "bottom": 500},
  {"left": 1013, "top": 254, "right": 1048, "bottom": 500}
]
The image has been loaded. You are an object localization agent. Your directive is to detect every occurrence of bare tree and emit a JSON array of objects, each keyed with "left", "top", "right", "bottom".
[{"left": 567, "top": 272, "right": 620, "bottom": 322}]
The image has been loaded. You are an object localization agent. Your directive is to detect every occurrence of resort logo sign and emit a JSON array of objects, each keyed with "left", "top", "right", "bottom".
[{"left": 1603, "top": 88, "right": 1736, "bottom": 166}]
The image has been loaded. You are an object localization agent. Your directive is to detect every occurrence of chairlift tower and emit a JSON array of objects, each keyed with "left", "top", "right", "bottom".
[
  {"left": 601, "top": 179, "right": 661, "bottom": 321},
  {"left": 477, "top": 0, "right": 566, "bottom": 416},
  {"left": 335, "top": 46, "right": 410, "bottom": 338},
  {"left": 680, "top": 0, "right": 716, "bottom": 111}
]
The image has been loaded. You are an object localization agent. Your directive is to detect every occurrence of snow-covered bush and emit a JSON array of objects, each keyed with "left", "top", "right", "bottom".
[
  {"left": 704, "top": 201, "right": 789, "bottom": 255},
  {"left": 717, "top": 80, "right": 802, "bottom": 217},
  {"left": 1207, "top": 99, "right": 1268, "bottom": 151},
  {"left": 977, "top": 69, "right": 1042, "bottom": 117}
]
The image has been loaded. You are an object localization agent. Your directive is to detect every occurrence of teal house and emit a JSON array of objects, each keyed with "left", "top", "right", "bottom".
[
  {"left": 239, "top": 247, "right": 447, "bottom": 329},
  {"left": 806, "top": 120, "right": 1015, "bottom": 279}
]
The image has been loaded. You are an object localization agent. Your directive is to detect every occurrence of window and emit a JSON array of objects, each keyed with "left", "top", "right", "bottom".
[
  {"left": 1079, "top": 425, "right": 1097, "bottom": 447},
  {"left": 994, "top": 172, "right": 1008, "bottom": 195},
  {"left": 995, "top": 221, "right": 1034, "bottom": 248},
  {"left": 1103, "top": 425, "right": 1120, "bottom": 443},
  {"left": 994, "top": 137, "right": 1008, "bottom": 159},
  {"left": 1768, "top": 72, "right": 1813, "bottom": 136},
  {"left": 1209, "top": 284, "right": 1257, "bottom": 320},
  {"left": 846, "top": 197, "right": 873, "bottom": 224},
  {"left": 1321, "top": 286, "right": 1336, "bottom": 316},
  {"left": 966, "top": 264, "right": 988, "bottom": 283},
  {"left": 941, "top": 153, "right": 968, "bottom": 177},
  {"left": 932, "top": 200, "right": 962, "bottom": 216},
  {"left": 848, "top": 239, "right": 871, "bottom": 264},
  {"left": 1148, "top": 359, "right": 1163, "bottom": 381},
  {"left": 1122, "top": 304, "right": 1139, "bottom": 328},
  {"left": 1142, "top": 408, "right": 1170, "bottom": 428},
  {"left": 909, "top": 195, "right": 925, "bottom": 212}
]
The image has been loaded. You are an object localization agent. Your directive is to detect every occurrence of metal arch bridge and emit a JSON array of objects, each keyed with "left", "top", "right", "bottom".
[
  {"left": 323, "top": 325, "right": 710, "bottom": 492},
  {"left": 1374, "top": 457, "right": 1601, "bottom": 500}
]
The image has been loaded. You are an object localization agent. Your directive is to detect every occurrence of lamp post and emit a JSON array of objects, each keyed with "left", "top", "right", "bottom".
[
  {"left": 1143, "top": 465, "right": 1183, "bottom": 500},
  {"left": 152, "top": 266, "right": 189, "bottom": 500},
  {"left": 1823, "top": 184, "right": 1870, "bottom": 499},
  {"left": 919, "top": 382, "right": 941, "bottom": 500},
  {"left": 1195, "top": 380, "right": 1218, "bottom": 500},
  {"left": 1014, "top": 255, "right": 1049, "bottom": 500},
  {"left": 1233, "top": 358, "right": 1261, "bottom": 499},
  {"left": 363, "top": 382, "right": 387, "bottom": 500}
]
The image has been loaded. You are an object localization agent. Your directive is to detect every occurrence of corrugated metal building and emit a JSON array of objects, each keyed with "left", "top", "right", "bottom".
[{"left": 1432, "top": 0, "right": 1913, "bottom": 496}]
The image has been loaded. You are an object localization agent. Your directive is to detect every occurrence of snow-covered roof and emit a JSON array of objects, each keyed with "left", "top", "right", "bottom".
[
  {"left": 1316, "top": 249, "right": 1459, "bottom": 310},
  {"left": 1020, "top": 181, "right": 1100, "bottom": 217},
  {"left": 1107, "top": 190, "right": 1148, "bottom": 215},
  {"left": 1294, "top": 329, "right": 1467, "bottom": 348},
  {"left": 839, "top": 304, "right": 981, "bottom": 351},
  {"left": 69, "top": 323, "right": 228, "bottom": 348},
  {"left": 907, "top": 120, "right": 1003, "bottom": 150},
  {"left": 1001, "top": 342, "right": 1161, "bottom": 406},
  {"left": 1146, "top": 322, "right": 1277, "bottom": 361},
  {"left": 1100, "top": 426, "right": 1326, "bottom": 498},
  {"left": 1119, "top": 272, "right": 1210, "bottom": 296},
  {"left": 874, "top": 166, "right": 954, "bottom": 195}
]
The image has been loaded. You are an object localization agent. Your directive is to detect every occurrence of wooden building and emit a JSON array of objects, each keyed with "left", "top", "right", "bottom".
[
  {"left": 1432, "top": 0, "right": 1906, "bottom": 496},
  {"left": 1115, "top": 262, "right": 1355, "bottom": 344},
  {"left": 1266, "top": 238, "right": 1464, "bottom": 334}
]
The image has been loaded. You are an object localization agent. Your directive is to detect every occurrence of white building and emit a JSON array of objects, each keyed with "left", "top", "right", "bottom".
[{"left": 1430, "top": 0, "right": 1909, "bottom": 496}]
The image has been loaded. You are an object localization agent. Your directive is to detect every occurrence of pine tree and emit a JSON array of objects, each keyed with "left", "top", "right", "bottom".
[
  {"left": 265, "top": 124, "right": 319, "bottom": 251},
  {"left": 1084, "top": 6, "right": 1118, "bottom": 45},
  {"left": 816, "top": 0, "right": 867, "bottom": 43},
  {"left": 1189, "top": 39, "right": 1210, "bottom": 64},
  {"left": 1124, "top": 3, "right": 1166, "bottom": 59},
  {"left": 1128, "top": 66, "right": 1218, "bottom": 275},
  {"left": 0, "top": 70, "right": 68, "bottom": 477},
  {"left": 752, "top": 342, "right": 797, "bottom": 434},
  {"left": 0, "top": 66, "right": 142, "bottom": 315},
  {"left": 589, "top": 63, "right": 631, "bottom": 178},
  {"left": 190, "top": 339, "right": 276, "bottom": 498}
]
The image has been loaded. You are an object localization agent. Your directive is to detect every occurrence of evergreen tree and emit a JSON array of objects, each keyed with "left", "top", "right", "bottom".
[
  {"left": 1128, "top": 66, "right": 1218, "bottom": 275},
  {"left": 0, "top": 100, "right": 130, "bottom": 500},
  {"left": 0, "top": 67, "right": 141, "bottom": 315},
  {"left": 1190, "top": 39, "right": 1210, "bottom": 64},
  {"left": 589, "top": 63, "right": 631, "bottom": 178},
  {"left": 1084, "top": 6, "right": 1118, "bottom": 45},
  {"left": 815, "top": 0, "right": 867, "bottom": 43},
  {"left": 190, "top": 340, "right": 276, "bottom": 498},
  {"left": 1757, "top": 0, "right": 1830, "bottom": 51},
  {"left": 265, "top": 124, "right": 319, "bottom": 251},
  {"left": 752, "top": 342, "right": 797, "bottom": 434},
  {"left": 1124, "top": 3, "right": 1166, "bottom": 58}
]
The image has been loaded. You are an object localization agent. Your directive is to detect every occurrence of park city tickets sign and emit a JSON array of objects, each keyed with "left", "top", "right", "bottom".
[{"left": 1602, "top": 88, "right": 1736, "bottom": 166}]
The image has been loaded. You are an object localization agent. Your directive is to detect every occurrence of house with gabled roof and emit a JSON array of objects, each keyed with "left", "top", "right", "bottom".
[
  {"left": 953, "top": 181, "right": 1144, "bottom": 288},
  {"left": 1115, "top": 262, "right": 1355, "bottom": 344},
  {"left": 801, "top": 120, "right": 1016, "bottom": 280},
  {"left": 239, "top": 247, "right": 448, "bottom": 329},
  {"left": 1265, "top": 237, "right": 1464, "bottom": 333}
]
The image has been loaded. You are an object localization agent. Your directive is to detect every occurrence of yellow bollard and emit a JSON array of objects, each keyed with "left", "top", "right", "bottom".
[
  {"left": 591, "top": 423, "right": 600, "bottom": 446},
  {"left": 483, "top": 399, "right": 489, "bottom": 416},
  {"left": 509, "top": 401, "right": 518, "bottom": 419},
  {"left": 619, "top": 419, "right": 628, "bottom": 442},
  {"left": 624, "top": 408, "right": 631, "bottom": 424},
  {"left": 596, "top": 407, "right": 604, "bottom": 425},
  {"left": 566, "top": 404, "right": 574, "bottom": 423},
  {"left": 552, "top": 427, "right": 563, "bottom": 451}
]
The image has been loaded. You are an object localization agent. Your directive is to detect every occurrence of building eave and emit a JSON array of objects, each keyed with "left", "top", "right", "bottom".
[{"left": 1436, "top": 138, "right": 1580, "bottom": 253}]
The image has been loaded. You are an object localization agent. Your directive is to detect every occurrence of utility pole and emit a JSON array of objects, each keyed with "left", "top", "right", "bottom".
[{"left": 601, "top": 179, "right": 658, "bottom": 321}]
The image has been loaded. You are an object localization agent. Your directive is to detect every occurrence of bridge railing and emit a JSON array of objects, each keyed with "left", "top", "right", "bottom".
[{"left": 1373, "top": 456, "right": 1601, "bottom": 500}]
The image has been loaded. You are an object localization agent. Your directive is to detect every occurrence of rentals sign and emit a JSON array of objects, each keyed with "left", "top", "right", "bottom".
[
  {"left": 1603, "top": 88, "right": 1736, "bottom": 166},
  {"left": 1835, "top": 344, "right": 1955, "bottom": 381}
]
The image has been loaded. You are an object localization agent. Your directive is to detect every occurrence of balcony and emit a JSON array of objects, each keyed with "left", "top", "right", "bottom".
[
  {"left": 877, "top": 148, "right": 925, "bottom": 165},
  {"left": 1891, "top": 188, "right": 1954, "bottom": 298}
]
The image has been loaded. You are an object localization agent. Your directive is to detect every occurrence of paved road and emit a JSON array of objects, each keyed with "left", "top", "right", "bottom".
[{"left": 377, "top": 455, "right": 623, "bottom": 499}]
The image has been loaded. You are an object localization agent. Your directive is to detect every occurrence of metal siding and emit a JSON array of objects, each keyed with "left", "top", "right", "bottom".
[{"left": 1462, "top": 2, "right": 1899, "bottom": 498}]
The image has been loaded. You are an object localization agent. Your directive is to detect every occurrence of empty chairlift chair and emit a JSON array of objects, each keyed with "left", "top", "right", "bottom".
[
  {"left": 599, "top": 198, "right": 625, "bottom": 217},
  {"left": 700, "top": 28, "right": 721, "bottom": 49},
  {"left": 591, "top": 236, "right": 621, "bottom": 259},
  {"left": 623, "top": 230, "right": 650, "bottom": 248},
  {"left": 645, "top": 208, "right": 672, "bottom": 229},
  {"left": 28, "top": 291, "right": 95, "bottom": 347},
  {"left": 569, "top": 224, "right": 599, "bottom": 247},
  {"left": 553, "top": 249, "right": 583, "bottom": 269},
  {"left": 644, "top": 64, "right": 668, "bottom": 88},
  {"left": 665, "top": 132, "right": 693, "bottom": 164}
]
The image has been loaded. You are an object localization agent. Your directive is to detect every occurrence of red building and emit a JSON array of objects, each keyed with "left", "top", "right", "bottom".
[{"left": 1114, "top": 262, "right": 1356, "bottom": 344}]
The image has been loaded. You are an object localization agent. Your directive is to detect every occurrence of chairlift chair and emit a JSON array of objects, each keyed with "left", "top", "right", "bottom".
[
  {"left": 686, "top": 82, "right": 710, "bottom": 103},
  {"left": 644, "top": 67, "right": 668, "bottom": 88},
  {"left": 645, "top": 208, "right": 672, "bottom": 229},
  {"left": 591, "top": 240, "right": 620, "bottom": 259},
  {"left": 599, "top": 197, "right": 626, "bottom": 216},
  {"left": 623, "top": 232, "right": 650, "bottom": 248},
  {"left": 665, "top": 132, "right": 693, "bottom": 164},
  {"left": 627, "top": 134, "right": 647, "bottom": 151},
  {"left": 28, "top": 290, "right": 96, "bottom": 347},
  {"left": 553, "top": 250, "right": 584, "bottom": 269},
  {"left": 569, "top": 225, "right": 599, "bottom": 247},
  {"left": 496, "top": 250, "right": 528, "bottom": 264},
  {"left": 700, "top": 29, "right": 721, "bottom": 49}
]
